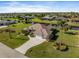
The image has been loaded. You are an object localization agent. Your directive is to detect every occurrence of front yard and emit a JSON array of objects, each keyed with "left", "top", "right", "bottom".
[
  {"left": 25, "top": 29, "right": 79, "bottom": 58},
  {"left": 0, "top": 23, "right": 31, "bottom": 48}
]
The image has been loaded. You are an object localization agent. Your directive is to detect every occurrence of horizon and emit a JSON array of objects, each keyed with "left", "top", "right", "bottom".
[
  {"left": 0, "top": 1, "right": 79, "bottom": 13},
  {"left": 1, "top": 11, "right": 79, "bottom": 14}
]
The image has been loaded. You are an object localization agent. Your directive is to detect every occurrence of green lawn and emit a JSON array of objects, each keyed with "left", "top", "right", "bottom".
[
  {"left": 25, "top": 19, "right": 79, "bottom": 58},
  {"left": 66, "top": 30, "right": 79, "bottom": 33},
  {"left": 68, "top": 22, "right": 79, "bottom": 26},
  {"left": 26, "top": 41, "right": 79, "bottom": 58},
  {"left": 0, "top": 23, "right": 31, "bottom": 48},
  {"left": 25, "top": 29, "right": 79, "bottom": 58},
  {"left": 9, "top": 23, "right": 31, "bottom": 33},
  {"left": 32, "top": 18, "right": 58, "bottom": 24}
]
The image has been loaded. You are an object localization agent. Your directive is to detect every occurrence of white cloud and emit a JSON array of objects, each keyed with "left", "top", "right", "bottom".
[
  {"left": 0, "top": 1, "right": 78, "bottom": 13},
  {"left": 0, "top": 2, "right": 53, "bottom": 13}
]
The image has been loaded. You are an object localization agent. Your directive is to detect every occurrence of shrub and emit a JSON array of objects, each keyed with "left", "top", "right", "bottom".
[
  {"left": 30, "top": 33, "right": 35, "bottom": 37},
  {"left": 54, "top": 42, "right": 69, "bottom": 51}
]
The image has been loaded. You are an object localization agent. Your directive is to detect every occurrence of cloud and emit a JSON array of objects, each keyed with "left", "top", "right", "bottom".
[
  {"left": 0, "top": 1, "right": 53, "bottom": 13},
  {"left": 0, "top": 1, "right": 79, "bottom": 13}
]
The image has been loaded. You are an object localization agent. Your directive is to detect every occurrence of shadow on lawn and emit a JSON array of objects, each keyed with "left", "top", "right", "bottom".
[
  {"left": 60, "top": 45, "right": 69, "bottom": 52},
  {"left": 49, "top": 28, "right": 59, "bottom": 42},
  {"left": 49, "top": 35, "right": 59, "bottom": 42}
]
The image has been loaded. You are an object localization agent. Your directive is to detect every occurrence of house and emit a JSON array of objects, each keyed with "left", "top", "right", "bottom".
[
  {"left": 41, "top": 24, "right": 54, "bottom": 39},
  {"left": 72, "top": 20, "right": 79, "bottom": 23},
  {"left": 0, "top": 20, "right": 16, "bottom": 26},
  {"left": 55, "top": 17, "right": 67, "bottom": 21},
  {"left": 20, "top": 15, "right": 34, "bottom": 19},
  {"left": 42, "top": 15, "right": 55, "bottom": 20},
  {"left": 28, "top": 24, "right": 48, "bottom": 39},
  {"left": 24, "top": 23, "right": 54, "bottom": 40},
  {"left": 71, "top": 26, "right": 79, "bottom": 30}
]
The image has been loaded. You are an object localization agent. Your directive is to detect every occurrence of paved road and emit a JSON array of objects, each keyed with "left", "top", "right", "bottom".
[
  {"left": 15, "top": 35, "right": 46, "bottom": 54},
  {"left": 0, "top": 43, "right": 26, "bottom": 58}
]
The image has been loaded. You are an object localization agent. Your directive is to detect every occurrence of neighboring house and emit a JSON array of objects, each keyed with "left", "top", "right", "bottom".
[
  {"left": 20, "top": 15, "right": 34, "bottom": 19},
  {"left": 0, "top": 20, "right": 16, "bottom": 26},
  {"left": 55, "top": 17, "right": 67, "bottom": 21},
  {"left": 0, "top": 16, "right": 15, "bottom": 18},
  {"left": 19, "top": 16, "right": 34, "bottom": 23},
  {"left": 42, "top": 15, "right": 55, "bottom": 20},
  {"left": 42, "top": 15, "right": 58, "bottom": 21},
  {"left": 71, "top": 26, "right": 79, "bottom": 30},
  {"left": 72, "top": 20, "right": 79, "bottom": 23}
]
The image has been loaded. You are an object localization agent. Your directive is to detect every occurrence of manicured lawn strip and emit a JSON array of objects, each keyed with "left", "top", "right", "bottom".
[
  {"left": 25, "top": 29, "right": 79, "bottom": 57},
  {"left": 1, "top": 18, "right": 19, "bottom": 20},
  {"left": 0, "top": 23, "right": 31, "bottom": 48},
  {"left": 67, "top": 30, "right": 79, "bottom": 33},
  {"left": 32, "top": 18, "right": 58, "bottom": 24},
  {"left": 68, "top": 22, "right": 79, "bottom": 26}
]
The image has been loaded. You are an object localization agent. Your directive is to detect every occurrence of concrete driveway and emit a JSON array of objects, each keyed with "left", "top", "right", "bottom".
[
  {"left": 0, "top": 43, "right": 26, "bottom": 58},
  {"left": 15, "top": 35, "right": 46, "bottom": 54},
  {"left": 0, "top": 26, "right": 7, "bottom": 28}
]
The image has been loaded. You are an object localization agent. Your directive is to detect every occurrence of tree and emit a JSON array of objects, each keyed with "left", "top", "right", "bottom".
[
  {"left": 17, "top": 15, "right": 24, "bottom": 23},
  {"left": 57, "top": 20, "right": 69, "bottom": 32},
  {"left": 53, "top": 42, "right": 68, "bottom": 51},
  {"left": 22, "top": 29, "right": 30, "bottom": 36}
]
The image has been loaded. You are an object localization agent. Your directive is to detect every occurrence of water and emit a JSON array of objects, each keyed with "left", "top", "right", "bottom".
[{"left": 71, "top": 26, "right": 79, "bottom": 30}]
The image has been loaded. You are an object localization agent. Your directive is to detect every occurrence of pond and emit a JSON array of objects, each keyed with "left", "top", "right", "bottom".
[{"left": 71, "top": 26, "right": 79, "bottom": 30}]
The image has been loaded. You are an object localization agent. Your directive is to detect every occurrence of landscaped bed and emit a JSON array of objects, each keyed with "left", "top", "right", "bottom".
[{"left": 0, "top": 23, "right": 31, "bottom": 49}]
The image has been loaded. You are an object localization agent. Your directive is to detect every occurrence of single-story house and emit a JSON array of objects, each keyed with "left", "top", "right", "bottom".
[
  {"left": 41, "top": 24, "right": 54, "bottom": 39},
  {"left": 24, "top": 23, "right": 54, "bottom": 40},
  {"left": 55, "top": 17, "right": 67, "bottom": 21},
  {"left": 0, "top": 20, "right": 16, "bottom": 26},
  {"left": 71, "top": 26, "right": 79, "bottom": 30},
  {"left": 41, "top": 15, "right": 55, "bottom": 20},
  {"left": 72, "top": 20, "right": 79, "bottom": 23},
  {"left": 20, "top": 15, "right": 34, "bottom": 19}
]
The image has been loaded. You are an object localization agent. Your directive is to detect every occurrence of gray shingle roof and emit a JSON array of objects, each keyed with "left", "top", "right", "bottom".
[{"left": 0, "top": 20, "right": 16, "bottom": 25}]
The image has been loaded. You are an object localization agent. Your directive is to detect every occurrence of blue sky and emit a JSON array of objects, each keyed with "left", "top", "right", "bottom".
[{"left": 0, "top": 1, "right": 79, "bottom": 13}]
